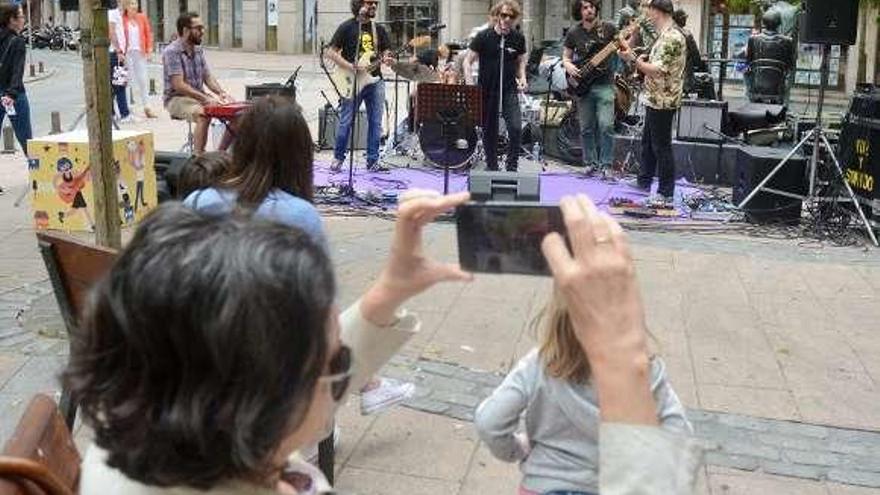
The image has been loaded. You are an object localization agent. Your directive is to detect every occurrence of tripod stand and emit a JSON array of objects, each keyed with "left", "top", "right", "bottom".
[{"left": 737, "top": 44, "right": 879, "bottom": 246}]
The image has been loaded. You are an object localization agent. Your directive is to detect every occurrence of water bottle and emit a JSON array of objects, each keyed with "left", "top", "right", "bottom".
[{"left": 533, "top": 142, "right": 541, "bottom": 161}]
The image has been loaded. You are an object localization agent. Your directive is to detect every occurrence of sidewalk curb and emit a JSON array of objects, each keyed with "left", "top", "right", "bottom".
[{"left": 24, "top": 67, "right": 59, "bottom": 85}]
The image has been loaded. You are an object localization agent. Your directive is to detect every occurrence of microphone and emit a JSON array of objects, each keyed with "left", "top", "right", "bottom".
[{"left": 428, "top": 23, "right": 447, "bottom": 32}]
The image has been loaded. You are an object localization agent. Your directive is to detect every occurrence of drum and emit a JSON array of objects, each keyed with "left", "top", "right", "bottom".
[
  {"left": 418, "top": 120, "right": 478, "bottom": 169},
  {"left": 613, "top": 74, "right": 634, "bottom": 121}
]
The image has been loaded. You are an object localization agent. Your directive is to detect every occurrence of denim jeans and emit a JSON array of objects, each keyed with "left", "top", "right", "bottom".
[
  {"left": 333, "top": 80, "right": 384, "bottom": 165},
  {"left": 639, "top": 106, "right": 677, "bottom": 198},
  {"left": 109, "top": 51, "right": 130, "bottom": 119},
  {"left": 0, "top": 91, "right": 32, "bottom": 154},
  {"left": 575, "top": 83, "right": 615, "bottom": 167},
  {"left": 481, "top": 89, "right": 522, "bottom": 171}
]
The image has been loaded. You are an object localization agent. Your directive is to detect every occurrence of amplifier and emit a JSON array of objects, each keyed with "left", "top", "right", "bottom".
[
  {"left": 676, "top": 100, "right": 728, "bottom": 143},
  {"left": 469, "top": 171, "right": 540, "bottom": 202},
  {"left": 245, "top": 83, "right": 296, "bottom": 101},
  {"left": 839, "top": 85, "right": 880, "bottom": 228},
  {"left": 317, "top": 105, "right": 367, "bottom": 150},
  {"left": 733, "top": 145, "right": 807, "bottom": 224}
]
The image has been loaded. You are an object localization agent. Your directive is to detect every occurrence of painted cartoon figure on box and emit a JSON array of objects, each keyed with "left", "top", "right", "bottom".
[
  {"left": 53, "top": 157, "right": 94, "bottom": 230},
  {"left": 128, "top": 139, "right": 148, "bottom": 211},
  {"left": 115, "top": 160, "right": 135, "bottom": 225}
]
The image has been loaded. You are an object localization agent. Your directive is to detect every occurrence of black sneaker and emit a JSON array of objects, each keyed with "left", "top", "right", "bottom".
[{"left": 366, "top": 161, "right": 389, "bottom": 173}]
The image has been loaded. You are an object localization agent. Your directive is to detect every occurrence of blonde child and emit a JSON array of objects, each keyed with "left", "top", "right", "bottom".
[{"left": 474, "top": 293, "right": 691, "bottom": 495}]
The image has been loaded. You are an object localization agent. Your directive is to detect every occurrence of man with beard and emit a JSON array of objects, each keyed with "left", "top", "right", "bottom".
[
  {"left": 325, "top": 0, "right": 393, "bottom": 172},
  {"left": 464, "top": 0, "right": 527, "bottom": 172},
  {"left": 562, "top": 0, "right": 618, "bottom": 175},
  {"left": 163, "top": 12, "right": 233, "bottom": 154}
]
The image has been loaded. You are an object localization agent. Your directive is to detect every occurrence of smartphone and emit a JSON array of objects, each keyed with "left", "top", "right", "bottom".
[{"left": 456, "top": 202, "right": 565, "bottom": 276}]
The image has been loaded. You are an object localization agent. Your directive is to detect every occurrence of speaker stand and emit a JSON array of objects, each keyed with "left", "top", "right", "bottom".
[{"left": 737, "top": 43, "right": 878, "bottom": 246}]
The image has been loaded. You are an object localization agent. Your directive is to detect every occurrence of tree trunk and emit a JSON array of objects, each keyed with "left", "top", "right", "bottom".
[
  {"left": 857, "top": 1, "right": 868, "bottom": 83},
  {"left": 80, "top": 0, "right": 121, "bottom": 249}
]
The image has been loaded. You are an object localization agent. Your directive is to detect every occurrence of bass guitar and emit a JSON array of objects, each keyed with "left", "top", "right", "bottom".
[
  {"left": 331, "top": 35, "right": 431, "bottom": 100},
  {"left": 566, "top": 22, "right": 638, "bottom": 97}
]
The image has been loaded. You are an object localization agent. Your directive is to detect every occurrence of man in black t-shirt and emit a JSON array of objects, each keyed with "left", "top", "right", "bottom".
[
  {"left": 464, "top": 0, "right": 527, "bottom": 172},
  {"left": 325, "top": 0, "right": 392, "bottom": 172},
  {"left": 562, "top": 0, "right": 618, "bottom": 173}
]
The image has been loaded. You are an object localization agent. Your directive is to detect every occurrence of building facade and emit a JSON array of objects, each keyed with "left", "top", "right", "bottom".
[{"left": 44, "top": 0, "right": 880, "bottom": 92}]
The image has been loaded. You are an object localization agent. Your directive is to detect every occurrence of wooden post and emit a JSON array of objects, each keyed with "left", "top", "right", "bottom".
[{"left": 80, "top": 0, "right": 121, "bottom": 248}]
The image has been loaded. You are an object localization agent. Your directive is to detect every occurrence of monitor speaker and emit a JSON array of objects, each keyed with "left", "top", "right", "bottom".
[
  {"left": 733, "top": 145, "right": 806, "bottom": 224},
  {"left": 799, "top": 0, "right": 858, "bottom": 46},
  {"left": 469, "top": 171, "right": 540, "bottom": 202}
]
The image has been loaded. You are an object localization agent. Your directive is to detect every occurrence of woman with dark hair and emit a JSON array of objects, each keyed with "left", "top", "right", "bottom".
[
  {"left": 184, "top": 95, "right": 415, "bottom": 416},
  {"left": 183, "top": 96, "right": 325, "bottom": 244},
  {"left": 67, "top": 193, "right": 702, "bottom": 494},
  {"left": 0, "top": 2, "right": 32, "bottom": 193}
]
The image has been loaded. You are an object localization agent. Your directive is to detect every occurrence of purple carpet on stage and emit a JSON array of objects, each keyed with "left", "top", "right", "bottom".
[{"left": 313, "top": 161, "right": 702, "bottom": 216}]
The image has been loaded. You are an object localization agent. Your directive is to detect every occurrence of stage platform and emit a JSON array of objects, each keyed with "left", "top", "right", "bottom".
[{"left": 313, "top": 161, "right": 709, "bottom": 220}]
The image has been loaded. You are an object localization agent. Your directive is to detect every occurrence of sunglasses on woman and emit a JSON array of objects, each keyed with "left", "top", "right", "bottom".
[{"left": 318, "top": 344, "right": 353, "bottom": 402}]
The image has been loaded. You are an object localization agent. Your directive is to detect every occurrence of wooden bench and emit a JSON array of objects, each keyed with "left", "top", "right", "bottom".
[{"left": 0, "top": 394, "right": 80, "bottom": 495}]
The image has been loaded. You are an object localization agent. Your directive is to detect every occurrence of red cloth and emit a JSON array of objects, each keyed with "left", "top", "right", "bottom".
[{"left": 121, "top": 11, "right": 153, "bottom": 54}]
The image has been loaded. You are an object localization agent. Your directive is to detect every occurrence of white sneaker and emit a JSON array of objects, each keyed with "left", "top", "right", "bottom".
[
  {"left": 301, "top": 425, "right": 340, "bottom": 465},
  {"left": 360, "top": 377, "right": 415, "bottom": 416},
  {"left": 118, "top": 115, "right": 141, "bottom": 124}
]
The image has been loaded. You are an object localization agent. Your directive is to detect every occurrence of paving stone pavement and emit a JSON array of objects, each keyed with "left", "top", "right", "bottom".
[{"left": 369, "top": 356, "right": 880, "bottom": 490}]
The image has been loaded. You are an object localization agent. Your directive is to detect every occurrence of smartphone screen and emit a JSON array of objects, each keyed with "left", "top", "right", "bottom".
[{"left": 456, "top": 202, "right": 564, "bottom": 276}]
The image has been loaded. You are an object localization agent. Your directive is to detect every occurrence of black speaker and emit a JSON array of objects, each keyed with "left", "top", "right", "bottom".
[
  {"left": 245, "top": 83, "right": 296, "bottom": 101},
  {"left": 154, "top": 151, "right": 193, "bottom": 202},
  {"left": 469, "top": 171, "right": 541, "bottom": 202},
  {"left": 60, "top": 0, "right": 78, "bottom": 11},
  {"left": 800, "top": 0, "right": 859, "bottom": 46},
  {"left": 733, "top": 145, "right": 807, "bottom": 224}
]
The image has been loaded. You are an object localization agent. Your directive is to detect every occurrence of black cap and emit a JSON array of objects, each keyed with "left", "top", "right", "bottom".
[{"left": 647, "top": 0, "right": 674, "bottom": 15}]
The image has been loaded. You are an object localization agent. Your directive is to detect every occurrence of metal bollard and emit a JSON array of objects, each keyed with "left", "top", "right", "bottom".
[
  {"left": 28, "top": 64, "right": 35, "bottom": 78},
  {"left": 50, "top": 112, "right": 62, "bottom": 134},
  {"left": 2, "top": 126, "right": 15, "bottom": 154},
  {"left": 38, "top": 61, "right": 44, "bottom": 73},
  {"left": 149, "top": 78, "right": 156, "bottom": 95}
]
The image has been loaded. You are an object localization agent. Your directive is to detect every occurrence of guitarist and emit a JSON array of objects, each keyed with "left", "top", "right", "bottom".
[
  {"left": 325, "top": 0, "right": 393, "bottom": 172},
  {"left": 617, "top": 0, "right": 685, "bottom": 206},
  {"left": 562, "top": 0, "right": 618, "bottom": 175}
]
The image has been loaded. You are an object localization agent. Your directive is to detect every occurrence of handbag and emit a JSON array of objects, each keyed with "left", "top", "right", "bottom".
[{"left": 112, "top": 61, "right": 129, "bottom": 86}]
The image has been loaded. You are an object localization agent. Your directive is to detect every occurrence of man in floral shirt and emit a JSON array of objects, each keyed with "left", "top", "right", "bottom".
[{"left": 618, "top": 0, "right": 684, "bottom": 204}]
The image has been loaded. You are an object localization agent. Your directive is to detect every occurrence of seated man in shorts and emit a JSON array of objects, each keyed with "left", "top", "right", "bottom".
[{"left": 163, "top": 12, "right": 233, "bottom": 154}]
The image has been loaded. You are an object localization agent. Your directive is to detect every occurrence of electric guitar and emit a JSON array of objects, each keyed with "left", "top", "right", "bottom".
[
  {"left": 566, "top": 21, "right": 639, "bottom": 97},
  {"left": 331, "top": 35, "right": 431, "bottom": 99}
]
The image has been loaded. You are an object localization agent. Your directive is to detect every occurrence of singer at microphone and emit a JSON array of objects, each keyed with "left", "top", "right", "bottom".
[{"left": 463, "top": 0, "right": 527, "bottom": 172}]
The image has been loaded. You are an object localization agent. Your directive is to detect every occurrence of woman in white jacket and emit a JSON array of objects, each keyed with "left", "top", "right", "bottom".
[{"left": 67, "top": 192, "right": 701, "bottom": 494}]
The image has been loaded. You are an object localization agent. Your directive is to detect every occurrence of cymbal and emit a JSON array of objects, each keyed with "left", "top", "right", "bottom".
[{"left": 392, "top": 62, "right": 439, "bottom": 82}]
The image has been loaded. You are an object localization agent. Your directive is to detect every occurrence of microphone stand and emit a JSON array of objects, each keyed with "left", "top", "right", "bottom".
[
  {"left": 497, "top": 33, "right": 505, "bottom": 170},
  {"left": 346, "top": 20, "right": 363, "bottom": 197}
]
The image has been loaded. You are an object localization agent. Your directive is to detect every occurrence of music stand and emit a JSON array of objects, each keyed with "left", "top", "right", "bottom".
[{"left": 416, "top": 83, "right": 482, "bottom": 194}]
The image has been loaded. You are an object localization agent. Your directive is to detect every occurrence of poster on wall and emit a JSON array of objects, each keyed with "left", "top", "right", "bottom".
[{"left": 267, "top": 0, "right": 278, "bottom": 26}]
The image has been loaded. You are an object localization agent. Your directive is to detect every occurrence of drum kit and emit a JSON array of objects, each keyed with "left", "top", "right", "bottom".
[{"left": 382, "top": 59, "right": 550, "bottom": 170}]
